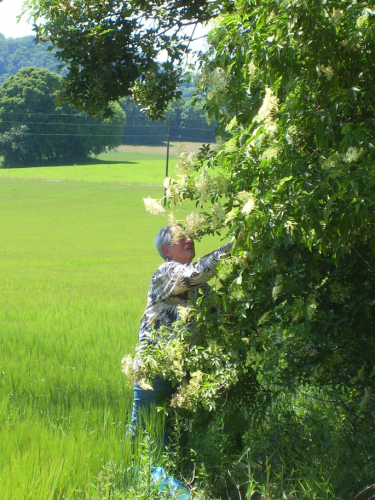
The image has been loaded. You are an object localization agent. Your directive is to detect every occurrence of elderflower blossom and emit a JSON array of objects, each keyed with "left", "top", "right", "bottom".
[
  {"left": 256, "top": 87, "right": 279, "bottom": 123},
  {"left": 177, "top": 305, "right": 192, "bottom": 323},
  {"left": 211, "top": 202, "right": 226, "bottom": 229},
  {"left": 121, "top": 355, "right": 135, "bottom": 382},
  {"left": 185, "top": 211, "right": 207, "bottom": 237},
  {"left": 207, "top": 67, "right": 229, "bottom": 100},
  {"left": 176, "top": 145, "right": 195, "bottom": 175},
  {"left": 234, "top": 251, "right": 249, "bottom": 269},
  {"left": 236, "top": 191, "right": 253, "bottom": 203},
  {"left": 196, "top": 174, "right": 212, "bottom": 204},
  {"left": 138, "top": 378, "right": 154, "bottom": 391},
  {"left": 225, "top": 209, "right": 237, "bottom": 224},
  {"left": 236, "top": 191, "right": 256, "bottom": 215},
  {"left": 170, "top": 224, "right": 186, "bottom": 243},
  {"left": 163, "top": 177, "right": 171, "bottom": 188},
  {"left": 166, "top": 183, "right": 181, "bottom": 206},
  {"left": 143, "top": 196, "right": 165, "bottom": 215},
  {"left": 168, "top": 213, "right": 178, "bottom": 226},
  {"left": 331, "top": 8, "right": 344, "bottom": 26},
  {"left": 261, "top": 145, "right": 281, "bottom": 161},
  {"left": 272, "top": 275, "right": 283, "bottom": 299},
  {"left": 242, "top": 199, "right": 256, "bottom": 215},
  {"left": 344, "top": 147, "right": 360, "bottom": 163},
  {"left": 171, "top": 371, "right": 204, "bottom": 410},
  {"left": 316, "top": 64, "right": 334, "bottom": 80},
  {"left": 225, "top": 116, "right": 238, "bottom": 132}
]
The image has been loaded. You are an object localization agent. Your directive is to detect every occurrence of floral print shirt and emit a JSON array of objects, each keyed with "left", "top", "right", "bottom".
[{"left": 138, "top": 242, "right": 232, "bottom": 345}]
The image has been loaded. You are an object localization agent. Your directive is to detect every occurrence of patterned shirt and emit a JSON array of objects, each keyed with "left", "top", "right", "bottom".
[{"left": 138, "top": 242, "right": 232, "bottom": 345}]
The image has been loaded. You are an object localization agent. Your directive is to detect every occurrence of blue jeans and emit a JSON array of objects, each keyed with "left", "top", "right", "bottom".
[{"left": 128, "top": 377, "right": 175, "bottom": 440}]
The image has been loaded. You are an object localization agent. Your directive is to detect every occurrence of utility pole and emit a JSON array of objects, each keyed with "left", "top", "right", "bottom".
[{"left": 164, "top": 115, "right": 171, "bottom": 207}]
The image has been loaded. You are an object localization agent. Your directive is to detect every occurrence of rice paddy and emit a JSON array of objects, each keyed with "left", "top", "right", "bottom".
[{"left": 0, "top": 144, "right": 220, "bottom": 498}]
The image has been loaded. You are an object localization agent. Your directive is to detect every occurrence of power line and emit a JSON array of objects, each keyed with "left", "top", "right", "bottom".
[
  {"left": 14, "top": 133, "right": 215, "bottom": 141},
  {"left": 0, "top": 121, "right": 215, "bottom": 132}
]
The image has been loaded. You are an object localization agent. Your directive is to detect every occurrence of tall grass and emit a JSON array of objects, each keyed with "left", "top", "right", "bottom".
[{"left": 0, "top": 151, "right": 222, "bottom": 499}]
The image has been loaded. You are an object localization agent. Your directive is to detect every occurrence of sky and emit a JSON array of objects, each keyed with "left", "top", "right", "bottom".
[
  {"left": 0, "top": 0, "right": 34, "bottom": 38},
  {"left": 0, "top": 0, "right": 208, "bottom": 54}
]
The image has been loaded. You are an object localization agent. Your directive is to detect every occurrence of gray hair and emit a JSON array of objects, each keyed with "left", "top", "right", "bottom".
[{"left": 154, "top": 225, "right": 172, "bottom": 260}]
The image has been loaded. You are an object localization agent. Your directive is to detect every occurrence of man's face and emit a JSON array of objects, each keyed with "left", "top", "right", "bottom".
[{"left": 163, "top": 236, "right": 195, "bottom": 264}]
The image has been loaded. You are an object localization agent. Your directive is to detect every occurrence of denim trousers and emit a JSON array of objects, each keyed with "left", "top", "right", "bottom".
[{"left": 128, "top": 377, "right": 175, "bottom": 440}]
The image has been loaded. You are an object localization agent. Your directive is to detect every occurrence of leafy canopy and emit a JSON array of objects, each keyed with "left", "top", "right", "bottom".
[
  {"left": 23, "top": 0, "right": 225, "bottom": 118},
  {"left": 138, "top": 0, "right": 375, "bottom": 494}
]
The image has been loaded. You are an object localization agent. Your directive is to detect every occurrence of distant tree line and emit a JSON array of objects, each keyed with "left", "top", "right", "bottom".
[
  {"left": 0, "top": 33, "right": 64, "bottom": 85},
  {"left": 0, "top": 67, "right": 125, "bottom": 167},
  {"left": 0, "top": 33, "right": 217, "bottom": 146}
]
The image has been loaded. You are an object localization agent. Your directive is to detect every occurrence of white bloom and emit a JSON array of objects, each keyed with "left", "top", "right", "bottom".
[
  {"left": 185, "top": 211, "right": 207, "bottom": 236},
  {"left": 168, "top": 213, "right": 177, "bottom": 226},
  {"left": 177, "top": 305, "right": 192, "bottom": 323},
  {"left": 195, "top": 174, "right": 212, "bottom": 204},
  {"left": 225, "top": 116, "right": 238, "bottom": 132},
  {"left": 316, "top": 64, "right": 334, "bottom": 80},
  {"left": 138, "top": 378, "right": 154, "bottom": 391},
  {"left": 121, "top": 355, "right": 134, "bottom": 379},
  {"left": 331, "top": 8, "right": 344, "bottom": 26},
  {"left": 242, "top": 199, "right": 256, "bottom": 215},
  {"left": 345, "top": 147, "right": 360, "bottom": 163},
  {"left": 163, "top": 177, "right": 171, "bottom": 188},
  {"left": 211, "top": 202, "right": 226, "bottom": 229},
  {"left": 256, "top": 87, "right": 278, "bottom": 123},
  {"left": 143, "top": 197, "right": 165, "bottom": 215},
  {"left": 225, "top": 209, "right": 237, "bottom": 224},
  {"left": 176, "top": 145, "right": 195, "bottom": 175},
  {"left": 166, "top": 183, "right": 181, "bottom": 206},
  {"left": 236, "top": 191, "right": 253, "bottom": 203},
  {"left": 261, "top": 145, "right": 281, "bottom": 161},
  {"left": 170, "top": 224, "right": 185, "bottom": 243}
]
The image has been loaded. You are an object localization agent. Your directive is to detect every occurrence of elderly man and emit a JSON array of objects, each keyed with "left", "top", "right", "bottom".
[{"left": 129, "top": 224, "right": 232, "bottom": 436}]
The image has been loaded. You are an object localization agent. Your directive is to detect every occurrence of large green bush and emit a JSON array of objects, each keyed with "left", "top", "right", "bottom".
[{"left": 138, "top": 1, "right": 375, "bottom": 496}]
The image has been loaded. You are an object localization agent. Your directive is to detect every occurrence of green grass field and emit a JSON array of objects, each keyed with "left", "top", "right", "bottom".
[{"left": 0, "top": 145, "right": 222, "bottom": 499}]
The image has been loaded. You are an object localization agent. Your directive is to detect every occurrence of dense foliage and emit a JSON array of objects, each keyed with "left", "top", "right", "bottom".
[
  {"left": 24, "top": 0, "right": 223, "bottom": 118},
  {"left": 0, "top": 67, "right": 125, "bottom": 166},
  {"left": 138, "top": 0, "right": 375, "bottom": 497},
  {"left": 0, "top": 33, "right": 63, "bottom": 85}
]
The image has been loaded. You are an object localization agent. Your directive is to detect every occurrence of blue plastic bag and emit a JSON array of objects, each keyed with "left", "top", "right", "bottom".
[{"left": 151, "top": 466, "right": 190, "bottom": 499}]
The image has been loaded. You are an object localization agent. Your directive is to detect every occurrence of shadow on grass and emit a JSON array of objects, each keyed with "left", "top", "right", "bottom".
[{"left": 0, "top": 156, "right": 138, "bottom": 169}]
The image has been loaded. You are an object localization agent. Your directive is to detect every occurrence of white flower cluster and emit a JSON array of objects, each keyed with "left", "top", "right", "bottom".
[
  {"left": 196, "top": 174, "right": 212, "bottom": 204},
  {"left": 237, "top": 191, "right": 256, "bottom": 215},
  {"left": 171, "top": 371, "right": 204, "bottom": 410},
  {"left": 185, "top": 211, "right": 207, "bottom": 237},
  {"left": 261, "top": 145, "right": 281, "bottom": 161},
  {"left": 211, "top": 202, "right": 226, "bottom": 229},
  {"left": 344, "top": 147, "right": 361, "bottom": 164},
  {"left": 170, "top": 223, "right": 186, "bottom": 244},
  {"left": 206, "top": 67, "right": 229, "bottom": 100},
  {"left": 121, "top": 355, "right": 135, "bottom": 384},
  {"left": 166, "top": 182, "right": 181, "bottom": 206},
  {"left": 143, "top": 196, "right": 165, "bottom": 215},
  {"left": 234, "top": 251, "right": 250, "bottom": 269},
  {"left": 316, "top": 64, "right": 334, "bottom": 80},
  {"left": 254, "top": 87, "right": 279, "bottom": 135},
  {"left": 331, "top": 8, "right": 344, "bottom": 26},
  {"left": 176, "top": 145, "right": 195, "bottom": 175},
  {"left": 177, "top": 305, "right": 192, "bottom": 323}
]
